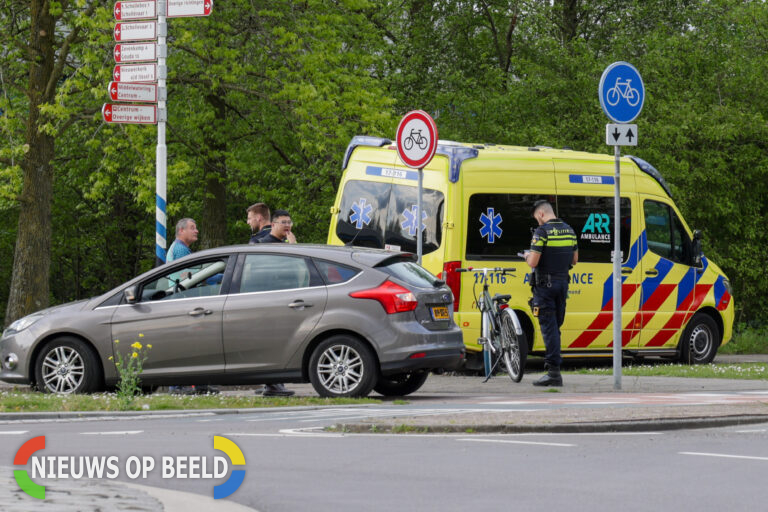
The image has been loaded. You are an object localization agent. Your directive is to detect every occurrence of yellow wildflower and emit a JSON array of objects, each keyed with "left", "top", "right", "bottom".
[
  {"left": 132, "top": 352, "right": 138, "bottom": 358},
  {"left": 114, "top": 340, "right": 119, "bottom": 344},
  {"left": 108, "top": 356, "right": 113, "bottom": 361},
  {"left": 138, "top": 333, "right": 144, "bottom": 337},
  {"left": 147, "top": 344, "right": 153, "bottom": 349},
  {"left": 131, "top": 342, "right": 143, "bottom": 350}
]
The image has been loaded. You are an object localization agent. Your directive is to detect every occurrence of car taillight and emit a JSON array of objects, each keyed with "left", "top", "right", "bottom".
[
  {"left": 349, "top": 280, "right": 418, "bottom": 314},
  {"left": 443, "top": 261, "right": 461, "bottom": 312}
]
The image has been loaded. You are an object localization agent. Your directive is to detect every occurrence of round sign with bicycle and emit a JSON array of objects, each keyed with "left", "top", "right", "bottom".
[
  {"left": 396, "top": 110, "right": 438, "bottom": 169},
  {"left": 599, "top": 61, "right": 645, "bottom": 124}
]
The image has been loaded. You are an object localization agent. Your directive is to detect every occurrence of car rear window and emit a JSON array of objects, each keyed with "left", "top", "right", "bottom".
[{"left": 376, "top": 258, "right": 442, "bottom": 288}]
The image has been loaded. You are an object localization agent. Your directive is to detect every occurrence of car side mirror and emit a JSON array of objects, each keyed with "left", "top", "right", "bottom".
[
  {"left": 123, "top": 286, "right": 138, "bottom": 304},
  {"left": 691, "top": 230, "right": 703, "bottom": 267}
]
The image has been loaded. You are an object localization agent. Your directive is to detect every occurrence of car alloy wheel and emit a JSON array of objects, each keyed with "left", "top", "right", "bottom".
[
  {"left": 34, "top": 337, "right": 100, "bottom": 394},
  {"left": 309, "top": 335, "right": 377, "bottom": 398}
]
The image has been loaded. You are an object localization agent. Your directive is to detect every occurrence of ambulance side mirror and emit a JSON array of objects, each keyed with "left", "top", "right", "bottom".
[{"left": 691, "top": 230, "right": 703, "bottom": 267}]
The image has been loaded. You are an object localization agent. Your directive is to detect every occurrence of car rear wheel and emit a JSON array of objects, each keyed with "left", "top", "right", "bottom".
[
  {"left": 309, "top": 335, "right": 377, "bottom": 398},
  {"left": 34, "top": 337, "right": 101, "bottom": 394},
  {"left": 373, "top": 371, "right": 429, "bottom": 397},
  {"left": 678, "top": 313, "right": 720, "bottom": 364}
]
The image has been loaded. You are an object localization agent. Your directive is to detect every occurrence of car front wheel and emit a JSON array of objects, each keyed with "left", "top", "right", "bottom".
[
  {"left": 309, "top": 335, "right": 377, "bottom": 398},
  {"left": 34, "top": 337, "right": 101, "bottom": 394}
]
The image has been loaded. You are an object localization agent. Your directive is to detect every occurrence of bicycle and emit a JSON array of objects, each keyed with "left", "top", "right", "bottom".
[
  {"left": 456, "top": 266, "right": 527, "bottom": 382},
  {"left": 606, "top": 77, "right": 640, "bottom": 107},
  {"left": 403, "top": 129, "right": 428, "bottom": 151}
]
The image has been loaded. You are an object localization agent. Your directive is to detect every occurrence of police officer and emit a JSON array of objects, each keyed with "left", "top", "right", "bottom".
[{"left": 525, "top": 200, "right": 578, "bottom": 386}]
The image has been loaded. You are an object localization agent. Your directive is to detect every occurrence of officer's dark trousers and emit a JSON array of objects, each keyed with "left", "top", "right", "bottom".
[{"left": 533, "top": 279, "right": 568, "bottom": 369}]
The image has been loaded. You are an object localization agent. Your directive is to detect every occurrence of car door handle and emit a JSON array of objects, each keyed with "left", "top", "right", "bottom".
[
  {"left": 288, "top": 301, "right": 313, "bottom": 309},
  {"left": 188, "top": 308, "right": 213, "bottom": 316},
  {"left": 645, "top": 269, "right": 659, "bottom": 277},
  {"left": 621, "top": 267, "right": 632, "bottom": 275}
]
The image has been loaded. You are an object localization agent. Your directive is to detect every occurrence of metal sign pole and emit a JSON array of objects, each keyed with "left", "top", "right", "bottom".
[
  {"left": 155, "top": 2, "right": 167, "bottom": 266},
  {"left": 417, "top": 167, "right": 423, "bottom": 264},
  {"left": 613, "top": 144, "right": 622, "bottom": 390}
]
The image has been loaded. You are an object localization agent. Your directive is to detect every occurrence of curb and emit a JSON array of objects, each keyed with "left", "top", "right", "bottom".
[
  {"left": 333, "top": 413, "right": 768, "bottom": 434},
  {"left": 0, "top": 403, "right": 374, "bottom": 422}
]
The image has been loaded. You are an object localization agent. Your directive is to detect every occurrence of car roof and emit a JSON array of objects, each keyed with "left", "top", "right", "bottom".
[{"left": 190, "top": 243, "right": 415, "bottom": 267}]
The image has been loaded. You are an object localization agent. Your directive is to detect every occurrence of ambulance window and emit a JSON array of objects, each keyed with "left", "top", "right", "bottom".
[
  {"left": 466, "top": 193, "right": 541, "bottom": 260},
  {"left": 644, "top": 200, "right": 674, "bottom": 259},
  {"left": 644, "top": 200, "right": 692, "bottom": 264},
  {"left": 335, "top": 179, "right": 443, "bottom": 255},
  {"left": 558, "top": 196, "right": 631, "bottom": 264}
]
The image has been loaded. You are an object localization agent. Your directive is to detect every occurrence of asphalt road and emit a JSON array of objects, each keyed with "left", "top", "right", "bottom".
[{"left": 2, "top": 411, "right": 767, "bottom": 511}]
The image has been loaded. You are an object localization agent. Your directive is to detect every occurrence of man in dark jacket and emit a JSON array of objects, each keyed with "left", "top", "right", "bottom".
[{"left": 525, "top": 200, "right": 578, "bottom": 387}]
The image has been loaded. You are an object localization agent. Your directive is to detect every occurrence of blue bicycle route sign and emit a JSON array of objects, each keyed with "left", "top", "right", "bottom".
[{"left": 598, "top": 61, "right": 645, "bottom": 124}]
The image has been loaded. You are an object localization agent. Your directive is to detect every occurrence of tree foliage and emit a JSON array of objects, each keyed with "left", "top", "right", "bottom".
[{"left": 1, "top": 0, "right": 766, "bottom": 327}]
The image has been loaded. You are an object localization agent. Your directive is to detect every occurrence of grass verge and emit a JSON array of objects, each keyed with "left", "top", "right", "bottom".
[
  {"left": 719, "top": 325, "right": 768, "bottom": 354},
  {"left": 0, "top": 391, "right": 379, "bottom": 413},
  {"left": 572, "top": 362, "right": 768, "bottom": 380}
]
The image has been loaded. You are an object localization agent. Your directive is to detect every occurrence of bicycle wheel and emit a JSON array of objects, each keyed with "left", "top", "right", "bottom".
[
  {"left": 404, "top": 137, "right": 414, "bottom": 151},
  {"left": 606, "top": 87, "right": 620, "bottom": 107},
  {"left": 626, "top": 88, "right": 640, "bottom": 107},
  {"left": 500, "top": 309, "right": 526, "bottom": 382}
]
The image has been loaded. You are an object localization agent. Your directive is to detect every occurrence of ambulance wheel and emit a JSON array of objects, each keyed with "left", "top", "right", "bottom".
[{"left": 678, "top": 314, "right": 719, "bottom": 364}]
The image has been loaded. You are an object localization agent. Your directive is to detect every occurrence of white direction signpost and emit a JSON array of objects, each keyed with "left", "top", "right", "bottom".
[
  {"left": 598, "top": 61, "right": 645, "bottom": 391},
  {"left": 104, "top": 0, "right": 213, "bottom": 265},
  {"left": 114, "top": 1, "right": 157, "bottom": 21},
  {"left": 114, "top": 42, "right": 159, "bottom": 63},
  {"left": 114, "top": 21, "right": 158, "bottom": 41},
  {"left": 166, "top": 0, "right": 213, "bottom": 17},
  {"left": 113, "top": 63, "right": 160, "bottom": 82},
  {"left": 102, "top": 104, "right": 158, "bottom": 124},
  {"left": 395, "top": 110, "right": 438, "bottom": 265},
  {"left": 108, "top": 82, "right": 158, "bottom": 103}
]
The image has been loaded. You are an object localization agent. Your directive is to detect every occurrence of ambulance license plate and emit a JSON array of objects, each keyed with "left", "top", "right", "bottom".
[{"left": 430, "top": 306, "right": 449, "bottom": 321}]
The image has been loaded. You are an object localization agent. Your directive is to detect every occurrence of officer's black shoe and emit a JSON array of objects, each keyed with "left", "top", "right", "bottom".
[{"left": 533, "top": 369, "right": 563, "bottom": 387}]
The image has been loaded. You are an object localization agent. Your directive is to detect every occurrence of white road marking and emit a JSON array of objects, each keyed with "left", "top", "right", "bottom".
[
  {"left": 457, "top": 438, "right": 576, "bottom": 447},
  {"left": 81, "top": 430, "right": 144, "bottom": 435},
  {"left": 735, "top": 429, "right": 767, "bottom": 433},
  {"left": 0, "top": 431, "right": 28, "bottom": 435},
  {"left": 680, "top": 451, "right": 768, "bottom": 461}
]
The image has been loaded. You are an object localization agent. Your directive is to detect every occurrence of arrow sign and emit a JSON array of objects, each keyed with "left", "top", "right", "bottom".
[
  {"left": 114, "top": 42, "right": 157, "bottom": 63},
  {"left": 605, "top": 124, "right": 638, "bottom": 146},
  {"left": 113, "top": 64, "right": 157, "bottom": 82},
  {"left": 114, "top": 1, "right": 156, "bottom": 20},
  {"left": 166, "top": 0, "right": 213, "bottom": 17},
  {"left": 102, "top": 104, "right": 157, "bottom": 124},
  {"left": 108, "top": 82, "right": 157, "bottom": 103},
  {"left": 114, "top": 21, "right": 157, "bottom": 41}
]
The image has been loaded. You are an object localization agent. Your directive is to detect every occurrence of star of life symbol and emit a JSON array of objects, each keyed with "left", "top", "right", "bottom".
[
  {"left": 349, "top": 198, "right": 373, "bottom": 229},
  {"left": 479, "top": 207, "right": 502, "bottom": 243},
  {"left": 401, "top": 205, "right": 427, "bottom": 236}
]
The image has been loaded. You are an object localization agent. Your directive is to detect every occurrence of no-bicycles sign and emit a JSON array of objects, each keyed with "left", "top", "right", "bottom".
[{"left": 396, "top": 110, "right": 438, "bottom": 169}]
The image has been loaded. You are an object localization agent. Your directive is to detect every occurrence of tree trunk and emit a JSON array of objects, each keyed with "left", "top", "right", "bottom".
[
  {"left": 4, "top": 0, "right": 56, "bottom": 326},
  {"left": 199, "top": 92, "right": 228, "bottom": 249}
]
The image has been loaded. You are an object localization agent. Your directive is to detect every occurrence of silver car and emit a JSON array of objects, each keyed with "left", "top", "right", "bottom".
[{"left": 1, "top": 245, "right": 464, "bottom": 397}]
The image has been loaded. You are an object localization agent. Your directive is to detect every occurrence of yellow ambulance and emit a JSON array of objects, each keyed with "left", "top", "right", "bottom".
[{"left": 327, "top": 136, "right": 734, "bottom": 370}]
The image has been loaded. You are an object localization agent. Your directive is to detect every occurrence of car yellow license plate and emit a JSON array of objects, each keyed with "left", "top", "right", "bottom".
[{"left": 431, "top": 306, "right": 449, "bottom": 321}]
